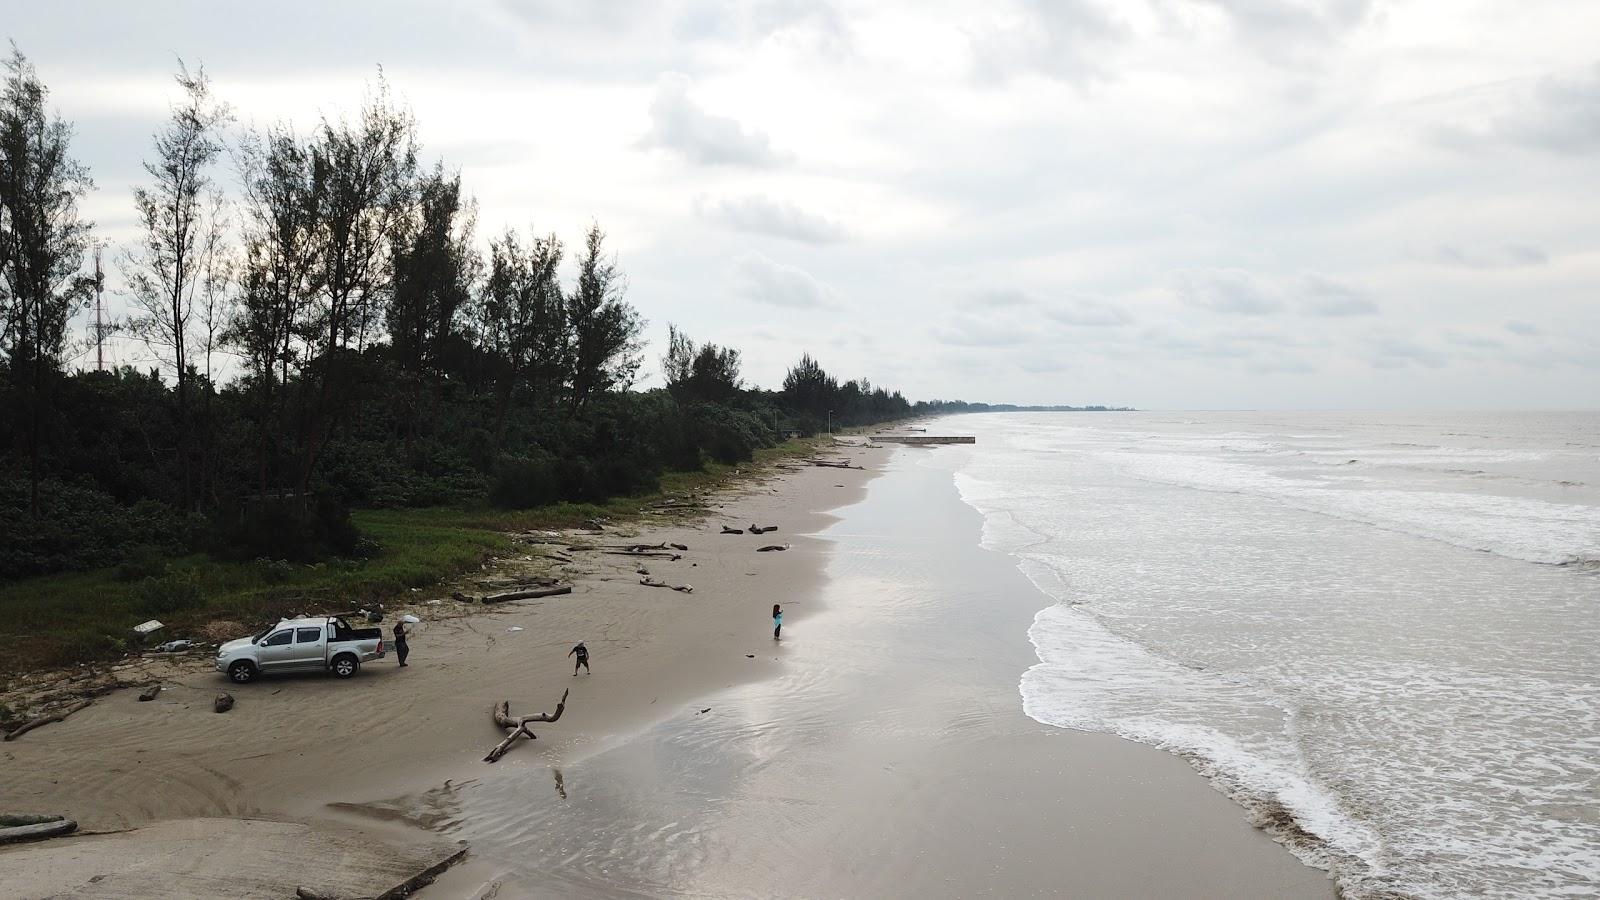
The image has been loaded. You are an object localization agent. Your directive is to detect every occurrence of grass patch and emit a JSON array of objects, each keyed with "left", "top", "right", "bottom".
[
  {"left": 0, "top": 511, "right": 510, "bottom": 674},
  {"left": 0, "top": 436, "right": 831, "bottom": 675}
]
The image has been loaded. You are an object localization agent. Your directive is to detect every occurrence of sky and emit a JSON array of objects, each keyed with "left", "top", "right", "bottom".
[{"left": 4, "top": 0, "right": 1598, "bottom": 409}]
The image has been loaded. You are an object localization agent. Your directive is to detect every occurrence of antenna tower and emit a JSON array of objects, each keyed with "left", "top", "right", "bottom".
[{"left": 94, "top": 246, "right": 106, "bottom": 371}]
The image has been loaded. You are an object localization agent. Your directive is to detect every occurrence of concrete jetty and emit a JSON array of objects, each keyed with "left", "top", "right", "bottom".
[{"left": 869, "top": 434, "right": 975, "bottom": 445}]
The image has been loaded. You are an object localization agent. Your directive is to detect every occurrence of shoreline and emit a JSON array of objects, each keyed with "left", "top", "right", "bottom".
[
  {"left": 426, "top": 444, "right": 1333, "bottom": 897},
  {"left": 2, "top": 437, "right": 1331, "bottom": 898}
]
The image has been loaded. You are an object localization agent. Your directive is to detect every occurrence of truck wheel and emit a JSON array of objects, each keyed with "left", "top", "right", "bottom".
[
  {"left": 228, "top": 661, "right": 257, "bottom": 684},
  {"left": 331, "top": 654, "right": 359, "bottom": 678}
]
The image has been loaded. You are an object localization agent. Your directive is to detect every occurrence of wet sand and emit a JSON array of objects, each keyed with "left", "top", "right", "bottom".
[
  {"left": 420, "top": 449, "right": 1333, "bottom": 897},
  {"left": 1, "top": 444, "right": 1332, "bottom": 898}
]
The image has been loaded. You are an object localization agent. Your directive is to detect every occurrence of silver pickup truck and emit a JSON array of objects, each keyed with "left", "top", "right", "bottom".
[{"left": 215, "top": 616, "right": 386, "bottom": 683}]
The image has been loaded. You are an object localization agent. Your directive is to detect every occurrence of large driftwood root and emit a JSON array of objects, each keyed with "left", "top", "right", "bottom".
[
  {"left": 3, "top": 699, "right": 92, "bottom": 742},
  {"left": 484, "top": 689, "right": 569, "bottom": 763}
]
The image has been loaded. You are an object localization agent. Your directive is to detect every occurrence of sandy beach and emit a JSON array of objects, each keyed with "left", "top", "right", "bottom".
[{"left": 2, "top": 443, "right": 1331, "bottom": 898}]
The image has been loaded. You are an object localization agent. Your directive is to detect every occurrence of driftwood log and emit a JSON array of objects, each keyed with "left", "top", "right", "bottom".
[
  {"left": 749, "top": 525, "right": 778, "bottom": 534},
  {"left": 481, "top": 585, "right": 572, "bottom": 604},
  {"left": 476, "top": 575, "right": 560, "bottom": 589},
  {"left": 484, "top": 689, "right": 569, "bottom": 763},
  {"left": 720, "top": 526, "right": 745, "bottom": 534},
  {"left": 640, "top": 577, "right": 693, "bottom": 593},
  {"left": 3, "top": 699, "right": 92, "bottom": 742},
  {"left": 757, "top": 544, "right": 789, "bottom": 552},
  {"left": 0, "top": 816, "right": 77, "bottom": 845},
  {"left": 602, "top": 550, "right": 681, "bottom": 560},
  {"left": 138, "top": 684, "right": 161, "bottom": 702},
  {"left": 606, "top": 542, "right": 688, "bottom": 553}
]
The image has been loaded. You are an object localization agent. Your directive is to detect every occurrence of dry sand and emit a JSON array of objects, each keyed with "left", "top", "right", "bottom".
[{"left": 1, "top": 442, "right": 1333, "bottom": 898}]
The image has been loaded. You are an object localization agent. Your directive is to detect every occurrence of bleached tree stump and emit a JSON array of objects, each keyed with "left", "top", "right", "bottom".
[{"left": 484, "top": 689, "right": 569, "bottom": 763}]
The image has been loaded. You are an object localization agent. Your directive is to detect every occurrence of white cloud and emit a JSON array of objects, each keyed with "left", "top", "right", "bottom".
[
  {"left": 640, "top": 73, "right": 789, "bottom": 166},
  {"left": 1178, "top": 270, "right": 1378, "bottom": 317},
  {"left": 1429, "top": 244, "right": 1549, "bottom": 269},
  {"left": 694, "top": 194, "right": 845, "bottom": 243},
  {"left": 1299, "top": 273, "right": 1378, "bottom": 317},
  {"left": 1497, "top": 62, "right": 1600, "bottom": 154},
  {"left": 730, "top": 251, "right": 835, "bottom": 308},
  {"left": 1178, "top": 269, "right": 1286, "bottom": 315}
]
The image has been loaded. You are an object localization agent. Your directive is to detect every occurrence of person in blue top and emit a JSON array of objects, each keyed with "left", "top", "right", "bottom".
[{"left": 772, "top": 604, "right": 783, "bottom": 640}]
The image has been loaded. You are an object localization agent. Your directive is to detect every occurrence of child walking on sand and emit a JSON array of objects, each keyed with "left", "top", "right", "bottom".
[
  {"left": 569, "top": 641, "right": 590, "bottom": 675},
  {"left": 772, "top": 604, "right": 782, "bottom": 640}
]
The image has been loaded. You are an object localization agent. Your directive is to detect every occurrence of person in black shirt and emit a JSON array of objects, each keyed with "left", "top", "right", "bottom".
[
  {"left": 394, "top": 620, "right": 410, "bottom": 667},
  {"left": 569, "top": 641, "right": 589, "bottom": 675}
]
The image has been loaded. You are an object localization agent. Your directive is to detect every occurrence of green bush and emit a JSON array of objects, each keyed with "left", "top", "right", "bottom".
[
  {"left": 252, "top": 557, "right": 296, "bottom": 584},
  {"left": 115, "top": 545, "right": 171, "bottom": 582},
  {"left": 215, "top": 496, "right": 362, "bottom": 563},
  {"left": 136, "top": 569, "right": 205, "bottom": 615},
  {"left": 0, "top": 479, "right": 186, "bottom": 580},
  {"left": 490, "top": 452, "right": 564, "bottom": 509}
]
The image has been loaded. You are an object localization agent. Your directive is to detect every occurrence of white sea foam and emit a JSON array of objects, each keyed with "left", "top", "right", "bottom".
[
  {"left": 946, "top": 411, "right": 1600, "bottom": 899},
  {"left": 1106, "top": 450, "right": 1600, "bottom": 565}
]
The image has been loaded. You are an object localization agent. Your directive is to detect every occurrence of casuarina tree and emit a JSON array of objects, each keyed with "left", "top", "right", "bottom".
[
  {"left": 0, "top": 45, "right": 95, "bottom": 515},
  {"left": 122, "top": 61, "right": 231, "bottom": 510}
]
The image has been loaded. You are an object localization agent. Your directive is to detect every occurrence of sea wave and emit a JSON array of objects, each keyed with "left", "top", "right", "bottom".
[
  {"left": 1019, "top": 602, "right": 1384, "bottom": 891},
  {"left": 1103, "top": 451, "right": 1600, "bottom": 566}
]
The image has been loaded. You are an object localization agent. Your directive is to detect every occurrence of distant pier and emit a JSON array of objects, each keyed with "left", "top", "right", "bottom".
[{"left": 869, "top": 434, "right": 976, "bottom": 445}]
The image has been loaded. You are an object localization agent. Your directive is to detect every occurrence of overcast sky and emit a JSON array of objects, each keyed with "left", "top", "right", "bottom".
[{"left": 6, "top": 0, "right": 1598, "bottom": 409}]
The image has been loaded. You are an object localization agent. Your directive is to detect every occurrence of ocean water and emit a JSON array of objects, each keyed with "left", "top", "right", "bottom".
[{"left": 938, "top": 411, "right": 1600, "bottom": 899}]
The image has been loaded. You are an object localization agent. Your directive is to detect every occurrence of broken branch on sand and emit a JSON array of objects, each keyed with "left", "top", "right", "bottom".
[
  {"left": 757, "top": 544, "right": 789, "bottom": 552},
  {"left": 484, "top": 689, "right": 569, "bottom": 763},
  {"left": 639, "top": 577, "right": 694, "bottom": 593},
  {"left": 2, "top": 699, "right": 92, "bottom": 742}
]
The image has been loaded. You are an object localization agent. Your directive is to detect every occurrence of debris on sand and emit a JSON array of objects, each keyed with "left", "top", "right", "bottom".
[
  {"left": 640, "top": 578, "right": 694, "bottom": 593},
  {"left": 3, "top": 699, "right": 93, "bottom": 742}
]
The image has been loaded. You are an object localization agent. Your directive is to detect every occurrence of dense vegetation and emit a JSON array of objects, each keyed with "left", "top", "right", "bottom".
[{"left": 0, "top": 48, "right": 936, "bottom": 588}]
